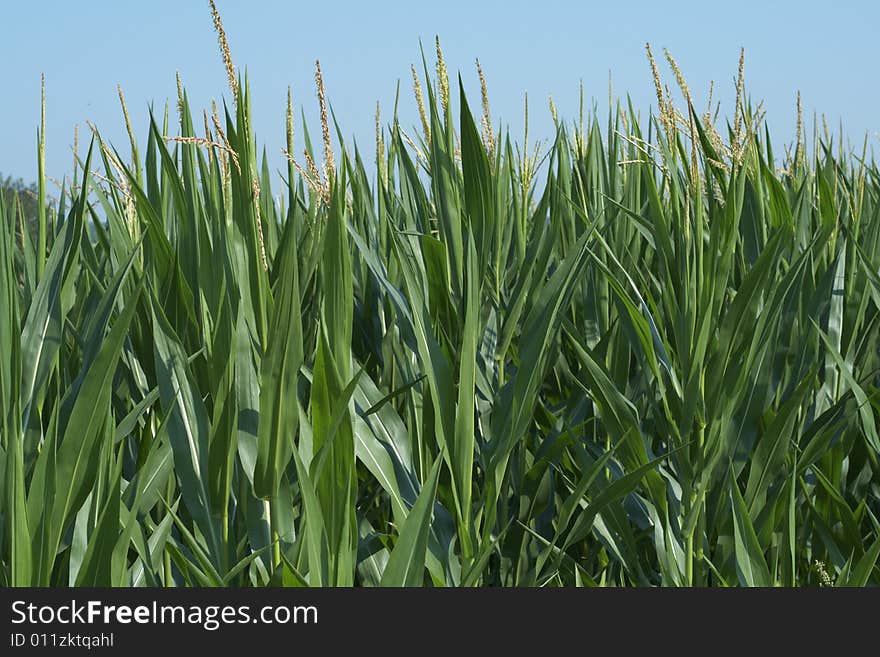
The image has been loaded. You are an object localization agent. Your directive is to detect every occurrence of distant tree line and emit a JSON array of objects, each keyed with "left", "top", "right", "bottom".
[{"left": 1, "top": 173, "right": 40, "bottom": 240}]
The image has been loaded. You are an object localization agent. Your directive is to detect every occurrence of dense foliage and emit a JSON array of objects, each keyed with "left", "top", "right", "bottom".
[{"left": 2, "top": 37, "right": 879, "bottom": 587}]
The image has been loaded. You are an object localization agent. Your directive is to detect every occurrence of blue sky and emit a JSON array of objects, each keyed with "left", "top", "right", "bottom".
[{"left": 2, "top": 0, "right": 878, "bottom": 186}]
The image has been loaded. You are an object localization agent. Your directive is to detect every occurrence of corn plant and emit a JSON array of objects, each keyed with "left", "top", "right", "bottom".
[{"left": 1, "top": 8, "right": 879, "bottom": 587}]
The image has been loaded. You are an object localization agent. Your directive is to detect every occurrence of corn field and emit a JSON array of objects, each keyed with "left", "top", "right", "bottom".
[{"left": 1, "top": 14, "right": 879, "bottom": 587}]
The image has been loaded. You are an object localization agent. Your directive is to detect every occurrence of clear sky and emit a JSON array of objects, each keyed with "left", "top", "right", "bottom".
[{"left": 2, "top": 0, "right": 878, "bottom": 187}]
